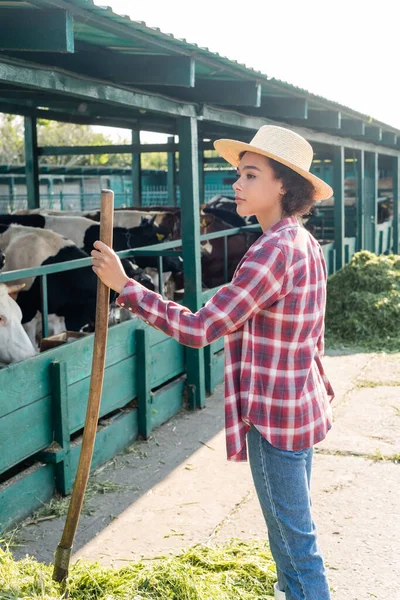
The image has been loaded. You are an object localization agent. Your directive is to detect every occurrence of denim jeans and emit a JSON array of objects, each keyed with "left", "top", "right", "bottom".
[{"left": 247, "top": 425, "right": 331, "bottom": 600}]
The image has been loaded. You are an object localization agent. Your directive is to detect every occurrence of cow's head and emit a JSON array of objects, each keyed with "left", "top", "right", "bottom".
[{"left": 0, "top": 283, "right": 37, "bottom": 365}]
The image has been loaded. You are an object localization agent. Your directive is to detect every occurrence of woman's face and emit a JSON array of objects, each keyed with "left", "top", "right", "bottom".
[{"left": 232, "top": 152, "right": 284, "bottom": 219}]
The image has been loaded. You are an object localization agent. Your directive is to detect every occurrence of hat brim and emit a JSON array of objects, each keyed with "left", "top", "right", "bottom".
[{"left": 213, "top": 139, "right": 333, "bottom": 202}]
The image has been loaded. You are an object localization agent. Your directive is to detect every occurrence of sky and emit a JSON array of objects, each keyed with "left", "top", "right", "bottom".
[{"left": 93, "top": 0, "right": 400, "bottom": 141}]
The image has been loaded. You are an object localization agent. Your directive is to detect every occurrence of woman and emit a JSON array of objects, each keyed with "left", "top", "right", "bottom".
[{"left": 91, "top": 125, "right": 335, "bottom": 600}]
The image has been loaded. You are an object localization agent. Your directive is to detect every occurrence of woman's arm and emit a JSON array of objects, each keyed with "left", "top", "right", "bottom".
[{"left": 109, "top": 245, "right": 288, "bottom": 348}]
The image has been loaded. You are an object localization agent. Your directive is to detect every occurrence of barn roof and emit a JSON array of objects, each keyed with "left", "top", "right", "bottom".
[{"left": 0, "top": 0, "right": 399, "bottom": 152}]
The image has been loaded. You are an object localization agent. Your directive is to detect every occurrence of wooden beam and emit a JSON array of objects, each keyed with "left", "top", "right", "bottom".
[
  {"left": 333, "top": 146, "right": 345, "bottom": 269},
  {"left": 340, "top": 118, "right": 365, "bottom": 136},
  {"left": 24, "top": 116, "right": 40, "bottom": 209},
  {"left": 37, "top": 142, "right": 214, "bottom": 156},
  {"left": 0, "top": 9, "right": 74, "bottom": 53},
  {"left": 307, "top": 109, "right": 341, "bottom": 129},
  {"left": 149, "top": 80, "right": 262, "bottom": 106},
  {"left": 364, "top": 125, "right": 382, "bottom": 143},
  {"left": 257, "top": 97, "right": 308, "bottom": 119},
  {"left": 381, "top": 131, "right": 396, "bottom": 146},
  {"left": 8, "top": 48, "right": 195, "bottom": 87},
  {"left": 178, "top": 116, "right": 205, "bottom": 409}
]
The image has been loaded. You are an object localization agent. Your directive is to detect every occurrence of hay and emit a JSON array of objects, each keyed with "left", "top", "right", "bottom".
[
  {"left": 0, "top": 540, "right": 276, "bottom": 599},
  {"left": 326, "top": 251, "right": 400, "bottom": 351}
]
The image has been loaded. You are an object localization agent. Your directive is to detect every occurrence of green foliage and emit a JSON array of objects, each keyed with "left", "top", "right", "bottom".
[
  {"left": 326, "top": 251, "right": 400, "bottom": 351},
  {"left": 0, "top": 540, "right": 276, "bottom": 599},
  {"left": 0, "top": 115, "right": 168, "bottom": 169}
]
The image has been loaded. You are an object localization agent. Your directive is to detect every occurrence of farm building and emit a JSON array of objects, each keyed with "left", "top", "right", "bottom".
[{"left": 0, "top": 0, "right": 399, "bottom": 532}]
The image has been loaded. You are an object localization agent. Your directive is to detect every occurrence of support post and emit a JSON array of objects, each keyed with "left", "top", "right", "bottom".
[
  {"left": 393, "top": 156, "right": 399, "bottom": 255},
  {"left": 333, "top": 146, "right": 345, "bottom": 270},
  {"left": 355, "top": 150, "right": 365, "bottom": 251},
  {"left": 178, "top": 117, "right": 206, "bottom": 409},
  {"left": 364, "top": 152, "right": 378, "bottom": 253},
  {"left": 24, "top": 116, "right": 40, "bottom": 209},
  {"left": 136, "top": 328, "right": 152, "bottom": 438},
  {"left": 198, "top": 146, "right": 205, "bottom": 205},
  {"left": 132, "top": 130, "right": 142, "bottom": 207},
  {"left": 167, "top": 135, "right": 176, "bottom": 206}
]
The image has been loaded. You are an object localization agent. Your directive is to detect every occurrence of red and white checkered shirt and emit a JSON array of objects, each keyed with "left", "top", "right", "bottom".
[{"left": 117, "top": 216, "right": 334, "bottom": 461}]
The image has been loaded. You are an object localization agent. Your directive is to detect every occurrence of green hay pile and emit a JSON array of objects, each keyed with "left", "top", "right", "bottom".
[
  {"left": 326, "top": 251, "right": 400, "bottom": 351},
  {"left": 0, "top": 540, "right": 276, "bottom": 599}
]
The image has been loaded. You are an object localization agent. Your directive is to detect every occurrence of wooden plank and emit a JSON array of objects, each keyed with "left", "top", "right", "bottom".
[
  {"left": 0, "top": 9, "right": 74, "bottom": 53},
  {"left": 69, "top": 408, "right": 138, "bottom": 479},
  {"left": 258, "top": 97, "right": 308, "bottom": 119},
  {"left": 52, "top": 361, "right": 71, "bottom": 495},
  {"left": 151, "top": 377, "right": 185, "bottom": 430},
  {"left": 0, "top": 320, "right": 139, "bottom": 418},
  {"left": 151, "top": 80, "right": 261, "bottom": 107},
  {"left": 0, "top": 463, "right": 54, "bottom": 534},
  {"left": 364, "top": 125, "right": 382, "bottom": 143},
  {"left": 67, "top": 355, "right": 138, "bottom": 434},
  {"left": 340, "top": 118, "right": 365, "bottom": 136},
  {"left": 136, "top": 328, "right": 152, "bottom": 439},
  {"left": 382, "top": 131, "right": 396, "bottom": 146},
  {"left": 210, "top": 350, "right": 224, "bottom": 391},
  {"left": 178, "top": 117, "right": 205, "bottom": 409},
  {"left": 150, "top": 338, "right": 185, "bottom": 388},
  {"left": 0, "top": 396, "right": 53, "bottom": 475}
]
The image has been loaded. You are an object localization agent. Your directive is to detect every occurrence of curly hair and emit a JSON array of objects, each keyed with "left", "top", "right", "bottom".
[{"left": 239, "top": 152, "right": 315, "bottom": 216}]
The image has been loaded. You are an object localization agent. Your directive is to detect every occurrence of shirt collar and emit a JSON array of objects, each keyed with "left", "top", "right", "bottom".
[{"left": 266, "top": 215, "right": 300, "bottom": 235}]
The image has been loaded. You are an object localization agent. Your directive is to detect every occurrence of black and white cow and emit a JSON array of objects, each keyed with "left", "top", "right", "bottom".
[
  {"left": 0, "top": 213, "right": 181, "bottom": 283},
  {"left": 0, "top": 224, "right": 99, "bottom": 343}
]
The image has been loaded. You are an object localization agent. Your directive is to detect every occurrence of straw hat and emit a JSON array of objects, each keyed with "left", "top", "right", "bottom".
[{"left": 214, "top": 125, "right": 333, "bottom": 201}]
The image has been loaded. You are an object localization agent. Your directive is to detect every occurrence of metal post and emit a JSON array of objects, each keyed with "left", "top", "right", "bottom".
[
  {"left": 393, "top": 155, "right": 399, "bottom": 255},
  {"left": 40, "top": 274, "right": 49, "bottom": 339},
  {"left": 198, "top": 146, "right": 205, "bottom": 205},
  {"left": 178, "top": 117, "right": 206, "bottom": 409},
  {"left": 364, "top": 152, "right": 378, "bottom": 253},
  {"left": 79, "top": 178, "right": 85, "bottom": 211},
  {"left": 9, "top": 176, "right": 15, "bottom": 212},
  {"left": 167, "top": 135, "right": 176, "bottom": 206},
  {"left": 355, "top": 150, "right": 364, "bottom": 251},
  {"left": 333, "top": 146, "right": 345, "bottom": 270},
  {"left": 24, "top": 116, "right": 40, "bottom": 209},
  {"left": 132, "top": 130, "right": 142, "bottom": 207}
]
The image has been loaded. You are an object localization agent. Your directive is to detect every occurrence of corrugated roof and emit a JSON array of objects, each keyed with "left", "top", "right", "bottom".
[{"left": 0, "top": 0, "right": 399, "bottom": 145}]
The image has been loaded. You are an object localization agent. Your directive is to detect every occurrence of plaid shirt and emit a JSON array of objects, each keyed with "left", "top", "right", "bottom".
[{"left": 117, "top": 216, "right": 334, "bottom": 461}]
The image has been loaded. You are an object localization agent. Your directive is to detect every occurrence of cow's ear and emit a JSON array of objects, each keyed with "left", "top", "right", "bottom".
[
  {"left": 150, "top": 215, "right": 157, "bottom": 225},
  {"left": 7, "top": 282, "right": 26, "bottom": 300}
]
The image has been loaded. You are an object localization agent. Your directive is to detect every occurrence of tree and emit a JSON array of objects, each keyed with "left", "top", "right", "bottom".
[{"left": 0, "top": 114, "right": 169, "bottom": 170}]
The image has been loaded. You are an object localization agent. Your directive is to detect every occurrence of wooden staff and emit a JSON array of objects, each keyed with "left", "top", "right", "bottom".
[{"left": 53, "top": 189, "right": 114, "bottom": 583}]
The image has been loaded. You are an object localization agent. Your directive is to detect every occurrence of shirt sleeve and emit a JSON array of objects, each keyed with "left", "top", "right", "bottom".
[{"left": 116, "top": 244, "right": 288, "bottom": 348}]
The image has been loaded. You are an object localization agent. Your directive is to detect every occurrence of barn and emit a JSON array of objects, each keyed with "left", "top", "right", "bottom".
[{"left": 0, "top": 0, "right": 399, "bottom": 531}]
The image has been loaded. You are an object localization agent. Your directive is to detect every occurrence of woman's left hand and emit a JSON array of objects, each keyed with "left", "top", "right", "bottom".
[{"left": 91, "top": 241, "right": 130, "bottom": 293}]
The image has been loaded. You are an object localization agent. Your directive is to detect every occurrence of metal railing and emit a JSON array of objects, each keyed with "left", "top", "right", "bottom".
[{"left": 0, "top": 223, "right": 262, "bottom": 340}]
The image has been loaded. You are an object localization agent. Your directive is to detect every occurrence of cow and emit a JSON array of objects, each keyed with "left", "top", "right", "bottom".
[
  {"left": 0, "top": 224, "right": 99, "bottom": 345},
  {"left": 0, "top": 283, "right": 37, "bottom": 366}
]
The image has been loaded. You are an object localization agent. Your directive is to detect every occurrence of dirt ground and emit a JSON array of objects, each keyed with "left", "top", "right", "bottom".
[{"left": 10, "top": 350, "right": 400, "bottom": 600}]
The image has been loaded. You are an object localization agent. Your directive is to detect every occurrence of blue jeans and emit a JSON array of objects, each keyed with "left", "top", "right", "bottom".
[{"left": 247, "top": 425, "right": 331, "bottom": 600}]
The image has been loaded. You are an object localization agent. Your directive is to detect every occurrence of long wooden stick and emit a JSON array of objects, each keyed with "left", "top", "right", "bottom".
[{"left": 53, "top": 189, "right": 114, "bottom": 583}]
